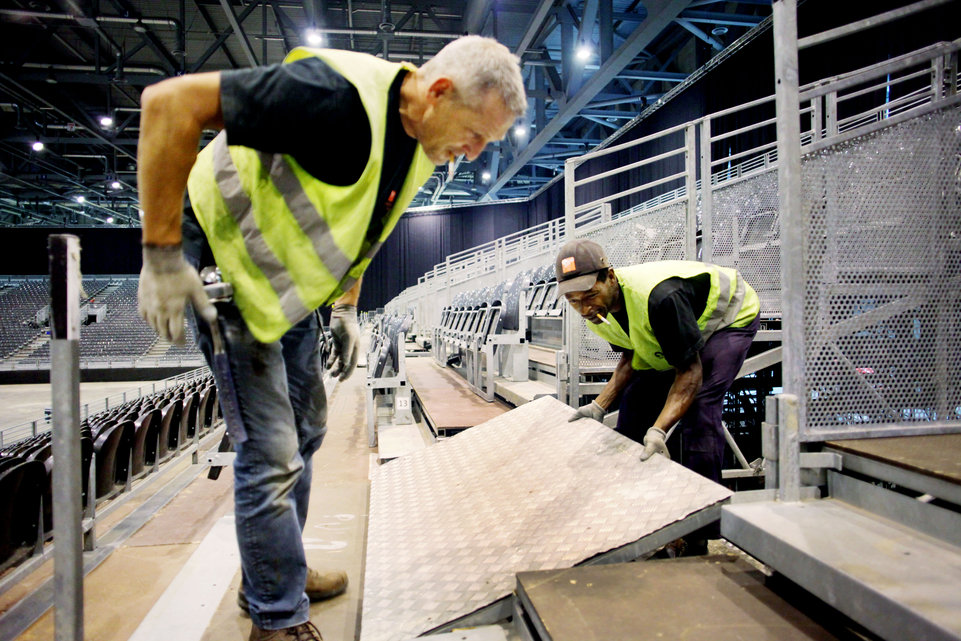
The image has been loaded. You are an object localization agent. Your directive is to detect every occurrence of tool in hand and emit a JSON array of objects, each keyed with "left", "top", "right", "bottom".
[{"left": 201, "top": 276, "right": 247, "bottom": 479}]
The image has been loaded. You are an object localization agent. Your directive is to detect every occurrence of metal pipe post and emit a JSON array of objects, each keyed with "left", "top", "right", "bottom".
[
  {"left": 49, "top": 234, "right": 83, "bottom": 641},
  {"left": 772, "top": 0, "right": 806, "bottom": 425}
]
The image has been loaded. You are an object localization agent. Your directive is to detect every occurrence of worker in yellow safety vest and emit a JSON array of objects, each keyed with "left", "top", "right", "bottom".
[
  {"left": 558, "top": 238, "right": 760, "bottom": 485},
  {"left": 136, "top": 36, "right": 526, "bottom": 641}
]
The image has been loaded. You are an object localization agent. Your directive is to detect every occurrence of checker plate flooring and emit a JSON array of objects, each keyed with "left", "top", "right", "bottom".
[{"left": 361, "top": 397, "right": 732, "bottom": 641}]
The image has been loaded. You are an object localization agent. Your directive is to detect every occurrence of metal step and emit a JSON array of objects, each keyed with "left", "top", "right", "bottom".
[{"left": 722, "top": 497, "right": 961, "bottom": 641}]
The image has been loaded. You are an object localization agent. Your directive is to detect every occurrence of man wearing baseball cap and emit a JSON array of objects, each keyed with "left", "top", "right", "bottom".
[{"left": 555, "top": 238, "right": 760, "bottom": 489}]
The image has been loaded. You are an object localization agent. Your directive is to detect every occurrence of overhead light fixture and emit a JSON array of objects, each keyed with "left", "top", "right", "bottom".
[
  {"left": 576, "top": 44, "right": 592, "bottom": 61},
  {"left": 481, "top": 171, "right": 491, "bottom": 182},
  {"left": 75, "top": 195, "right": 85, "bottom": 204},
  {"left": 32, "top": 141, "right": 44, "bottom": 151},
  {"left": 138, "top": 208, "right": 144, "bottom": 218},
  {"left": 106, "top": 216, "right": 114, "bottom": 224},
  {"left": 100, "top": 115, "right": 114, "bottom": 128},
  {"left": 110, "top": 180, "right": 122, "bottom": 190},
  {"left": 515, "top": 124, "right": 527, "bottom": 138},
  {"left": 304, "top": 28, "right": 323, "bottom": 46},
  {"left": 711, "top": 26, "right": 729, "bottom": 37}
]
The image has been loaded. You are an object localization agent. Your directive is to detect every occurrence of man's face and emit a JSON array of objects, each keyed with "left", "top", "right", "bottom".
[
  {"left": 564, "top": 270, "right": 618, "bottom": 324},
  {"left": 417, "top": 79, "right": 515, "bottom": 166}
]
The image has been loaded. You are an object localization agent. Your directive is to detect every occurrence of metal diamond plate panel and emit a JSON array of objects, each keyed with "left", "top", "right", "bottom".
[
  {"left": 799, "top": 105, "right": 961, "bottom": 434},
  {"left": 361, "top": 396, "right": 732, "bottom": 641}
]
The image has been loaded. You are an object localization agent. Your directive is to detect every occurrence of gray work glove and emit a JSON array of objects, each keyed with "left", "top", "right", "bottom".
[
  {"left": 328, "top": 303, "right": 360, "bottom": 381},
  {"left": 568, "top": 400, "right": 606, "bottom": 423},
  {"left": 639, "top": 427, "right": 670, "bottom": 461},
  {"left": 138, "top": 244, "right": 217, "bottom": 344}
]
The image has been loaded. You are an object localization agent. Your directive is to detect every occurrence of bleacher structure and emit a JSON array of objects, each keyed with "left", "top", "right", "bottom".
[
  {"left": 0, "top": 276, "right": 205, "bottom": 370},
  {"left": 364, "top": 314, "right": 416, "bottom": 447},
  {"left": 377, "top": 10, "right": 961, "bottom": 640},
  {"left": 0, "top": 371, "right": 217, "bottom": 575}
]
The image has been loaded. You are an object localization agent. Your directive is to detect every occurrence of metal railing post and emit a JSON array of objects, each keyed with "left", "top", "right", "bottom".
[
  {"left": 773, "top": 0, "right": 806, "bottom": 427},
  {"left": 49, "top": 233, "right": 84, "bottom": 641},
  {"left": 699, "top": 118, "right": 714, "bottom": 262},
  {"left": 684, "top": 123, "right": 698, "bottom": 260}
]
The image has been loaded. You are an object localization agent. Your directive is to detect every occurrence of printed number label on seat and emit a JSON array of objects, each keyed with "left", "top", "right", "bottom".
[{"left": 395, "top": 397, "right": 410, "bottom": 410}]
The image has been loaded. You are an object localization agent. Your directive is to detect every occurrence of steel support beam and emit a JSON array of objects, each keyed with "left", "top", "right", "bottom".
[{"left": 484, "top": 0, "right": 690, "bottom": 200}]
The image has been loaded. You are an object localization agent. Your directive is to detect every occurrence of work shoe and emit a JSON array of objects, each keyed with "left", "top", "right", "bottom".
[
  {"left": 249, "top": 621, "right": 323, "bottom": 641},
  {"left": 238, "top": 569, "right": 349, "bottom": 613}
]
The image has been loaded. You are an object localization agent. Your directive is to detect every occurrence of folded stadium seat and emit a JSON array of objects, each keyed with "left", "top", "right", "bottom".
[
  {"left": 93, "top": 419, "right": 134, "bottom": 500},
  {"left": 130, "top": 409, "right": 160, "bottom": 479},
  {"left": 388, "top": 316, "right": 413, "bottom": 375},
  {"left": 181, "top": 391, "right": 201, "bottom": 442},
  {"left": 197, "top": 385, "right": 216, "bottom": 432},
  {"left": 23, "top": 439, "right": 53, "bottom": 538},
  {"left": 500, "top": 270, "right": 532, "bottom": 333},
  {"left": 157, "top": 398, "right": 182, "bottom": 462},
  {"left": 0, "top": 459, "right": 45, "bottom": 570}
]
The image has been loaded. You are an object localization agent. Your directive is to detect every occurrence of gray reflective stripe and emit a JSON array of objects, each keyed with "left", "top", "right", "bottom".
[
  {"left": 258, "top": 151, "right": 354, "bottom": 283},
  {"left": 702, "top": 269, "right": 746, "bottom": 337},
  {"left": 212, "top": 134, "right": 310, "bottom": 327}
]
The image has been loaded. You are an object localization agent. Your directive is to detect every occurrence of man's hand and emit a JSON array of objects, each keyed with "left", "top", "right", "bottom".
[
  {"left": 328, "top": 303, "right": 359, "bottom": 381},
  {"left": 138, "top": 244, "right": 216, "bottom": 344},
  {"left": 568, "top": 400, "right": 606, "bottom": 423},
  {"left": 639, "top": 427, "right": 670, "bottom": 461}
]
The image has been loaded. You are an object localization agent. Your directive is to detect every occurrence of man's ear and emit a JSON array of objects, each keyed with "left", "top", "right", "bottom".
[{"left": 427, "top": 77, "right": 454, "bottom": 104}]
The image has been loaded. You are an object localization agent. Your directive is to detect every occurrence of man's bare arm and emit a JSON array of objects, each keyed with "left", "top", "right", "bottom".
[{"left": 138, "top": 72, "right": 224, "bottom": 246}]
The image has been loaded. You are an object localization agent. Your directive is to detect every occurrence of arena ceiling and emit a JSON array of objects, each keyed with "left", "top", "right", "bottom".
[{"left": 0, "top": 0, "right": 770, "bottom": 226}]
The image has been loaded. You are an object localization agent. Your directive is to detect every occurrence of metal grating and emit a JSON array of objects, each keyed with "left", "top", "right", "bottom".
[
  {"left": 578, "top": 201, "right": 688, "bottom": 365},
  {"left": 361, "top": 396, "right": 732, "bottom": 641},
  {"left": 800, "top": 105, "right": 961, "bottom": 434},
  {"left": 710, "top": 169, "right": 782, "bottom": 317}
]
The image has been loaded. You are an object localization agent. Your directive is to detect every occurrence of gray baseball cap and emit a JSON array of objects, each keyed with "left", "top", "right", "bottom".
[{"left": 554, "top": 239, "right": 610, "bottom": 296}]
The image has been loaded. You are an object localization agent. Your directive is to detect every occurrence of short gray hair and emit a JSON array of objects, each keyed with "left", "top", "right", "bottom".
[{"left": 419, "top": 35, "right": 527, "bottom": 118}]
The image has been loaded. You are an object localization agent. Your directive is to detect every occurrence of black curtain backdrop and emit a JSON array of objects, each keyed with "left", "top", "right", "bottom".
[{"left": 3, "top": 0, "right": 957, "bottom": 312}]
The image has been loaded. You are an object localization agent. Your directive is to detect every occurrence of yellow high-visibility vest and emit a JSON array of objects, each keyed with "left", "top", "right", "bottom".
[
  {"left": 586, "top": 261, "right": 760, "bottom": 370},
  {"left": 187, "top": 47, "right": 435, "bottom": 342}
]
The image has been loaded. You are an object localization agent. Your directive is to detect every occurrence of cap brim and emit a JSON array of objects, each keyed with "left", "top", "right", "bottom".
[{"left": 556, "top": 272, "right": 600, "bottom": 297}]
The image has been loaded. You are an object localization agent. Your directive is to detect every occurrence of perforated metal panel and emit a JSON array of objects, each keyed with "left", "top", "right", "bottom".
[
  {"left": 710, "top": 169, "right": 782, "bottom": 317},
  {"left": 578, "top": 202, "right": 688, "bottom": 365},
  {"left": 361, "top": 397, "right": 732, "bottom": 641},
  {"left": 799, "top": 106, "right": 961, "bottom": 434}
]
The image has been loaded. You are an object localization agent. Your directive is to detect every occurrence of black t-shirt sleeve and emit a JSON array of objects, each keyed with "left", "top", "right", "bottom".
[
  {"left": 648, "top": 276, "right": 709, "bottom": 368},
  {"left": 220, "top": 57, "right": 371, "bottom": 185}
]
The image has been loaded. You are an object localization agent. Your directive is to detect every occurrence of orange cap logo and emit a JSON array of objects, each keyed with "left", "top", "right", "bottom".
[{"left": 561, "top": 257, "right": 576, "bottom": 274}]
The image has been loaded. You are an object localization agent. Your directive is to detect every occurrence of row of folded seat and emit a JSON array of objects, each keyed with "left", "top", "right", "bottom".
[
  {"left": 368, "top": 315, "right": 413, "bottom": 380},
  {"left": 0, "top": 375, "right": 219, "bottom": 572},
  {"left": 434, "top": 264, "right": 563, "bottom": 356}
]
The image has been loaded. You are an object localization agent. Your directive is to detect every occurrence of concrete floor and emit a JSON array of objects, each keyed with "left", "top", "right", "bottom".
[{"left": 0, "top": 365, "right": 372, "bottom": 641}]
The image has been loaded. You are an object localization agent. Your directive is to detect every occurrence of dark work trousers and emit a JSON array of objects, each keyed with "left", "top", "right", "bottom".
[{"left": 615, "top": 315, "right": 760, "bottom": 484}]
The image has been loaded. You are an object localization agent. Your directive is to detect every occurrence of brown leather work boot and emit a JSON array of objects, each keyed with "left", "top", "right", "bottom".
[
  {"left": 248, "top": 621, "right": 323, "bottom": 641},
  {"left": 238, "top": 570, "right": 348, "bottom": 613},
  {"left": 305, "top": 568, "right": 348, "bottom": 601}
]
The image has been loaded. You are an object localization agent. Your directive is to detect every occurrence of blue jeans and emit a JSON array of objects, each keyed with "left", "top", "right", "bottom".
[{"left": 184, "top": 220, "right": 327, "bottom": 630}]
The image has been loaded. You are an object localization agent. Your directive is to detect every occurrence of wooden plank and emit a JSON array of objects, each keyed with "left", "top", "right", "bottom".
[
  {"left": 825, "top": 434, "right": 961, "bottom": 486},
  {"left": 405, "top": 358, "right": 511, "bottom": 431}
]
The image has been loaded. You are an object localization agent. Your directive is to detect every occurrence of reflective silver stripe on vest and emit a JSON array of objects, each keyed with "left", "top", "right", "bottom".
[
  {"left": 212, "top": 134, "right": 310, "bottom": 327},
  {"left": 258, "top": 151, "right": 354, "bottom": 283},
  {"left": 702, "top": 269, "right": 747, "bottom": 337}
]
